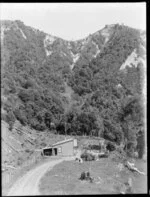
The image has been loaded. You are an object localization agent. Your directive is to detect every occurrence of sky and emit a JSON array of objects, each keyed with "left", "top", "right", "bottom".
[{"left": 0, "top": 3, "right": 146, "bottom": 41}]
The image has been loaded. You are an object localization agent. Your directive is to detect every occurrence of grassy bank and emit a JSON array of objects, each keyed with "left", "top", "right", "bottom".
[{"left": 39, "top": 157, "right": 147, "bottom": 195}]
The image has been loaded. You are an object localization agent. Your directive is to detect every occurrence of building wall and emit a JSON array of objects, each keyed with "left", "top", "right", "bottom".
[
  {"left": 54, "top": 140, "right": 74, "bottom": 156},
  {"left": 73, "top": 139, "right": 77, "bottom": 147}
]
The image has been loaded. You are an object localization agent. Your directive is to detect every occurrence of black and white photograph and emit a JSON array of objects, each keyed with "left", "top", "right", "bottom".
[{"left": 1, "top": 2, "right": 147, "bottom": 195}]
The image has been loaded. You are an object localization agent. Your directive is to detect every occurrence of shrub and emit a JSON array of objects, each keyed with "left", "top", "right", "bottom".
[
  {"left": 110, "top": 150, "right": 126, "bottom": 162},
  {"left": 40, "top": 142, "right": 47, "bottom": 147},
  {"left": 126, "top": 141, "right": 136, "bottom": 157},
  {"left": 79, "top": 172, "right": 86, "bottom": 180},
  {"left": 81, "top": 152, "right": 95, "bottom": 161},
  {"left": 106, "top": 141, "right": 116, "bottom": 152},
  {"left": 116, "top": 146, "right": 125, "bottom": 155},
  {"left": 87, "top": 154, "right": 95, "bottom": 161},
  {"left": 1, "top": 113, "right": 7, "bottom": 122},
  {"left": 89, "top": 144, "right": 101, "bottom": 150},
  {"left": 17, "top": 156, "right": 23, "bottom": 166},
  {"left": 4, "top": 111, "right": 16, "bottom": 130},
  {"left": 25, "top": 149, "right": 31, "bottom": 153},
  {"left": 32, "top": 123, "right": 46, "bottom": 131},
  {"left": 14, "top": 108, "right": 27, "bottom": 126}
]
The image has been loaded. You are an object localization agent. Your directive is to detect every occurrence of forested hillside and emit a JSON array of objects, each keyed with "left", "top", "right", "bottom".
[{"left": 1, "top": 20, "right": 146, "bottom": 158}]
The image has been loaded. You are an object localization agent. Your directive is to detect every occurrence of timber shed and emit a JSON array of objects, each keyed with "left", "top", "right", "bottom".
[{"left": 42, "top": 138, "right": 77, "bottom": 156}]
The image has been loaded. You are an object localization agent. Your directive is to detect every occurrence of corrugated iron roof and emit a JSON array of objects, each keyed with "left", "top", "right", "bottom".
[
  {"left": 52, "top": 138, "right": 74, "bottom": 147},
  {"left": 42, "top": 146, "right": 52, "bottom": 150}
]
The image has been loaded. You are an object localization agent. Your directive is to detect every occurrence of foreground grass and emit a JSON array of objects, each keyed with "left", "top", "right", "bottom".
[{"left": 39, "top": 157, "right": 147, "bottom": 195}]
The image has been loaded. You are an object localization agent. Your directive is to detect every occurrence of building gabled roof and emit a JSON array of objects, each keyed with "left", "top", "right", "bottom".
[
  {"left": 42, "top": 145, "right": 53, "bottom": 150},
  {"left": 52, "top": 138, "right": 74, "bottom": 147}
]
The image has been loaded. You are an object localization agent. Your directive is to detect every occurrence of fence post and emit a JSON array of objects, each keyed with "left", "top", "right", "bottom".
[{"left": 8, "top": 171, "right": 11, "bottom": 184}]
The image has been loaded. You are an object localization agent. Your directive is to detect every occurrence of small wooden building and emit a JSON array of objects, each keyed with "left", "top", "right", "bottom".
[{"left": 42, "top": 138, "right": 77, "bottom": 157}]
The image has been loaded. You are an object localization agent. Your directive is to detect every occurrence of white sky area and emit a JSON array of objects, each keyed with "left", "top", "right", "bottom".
[{"left": 0, "top": 3, "right": 146, "bottom": 40}]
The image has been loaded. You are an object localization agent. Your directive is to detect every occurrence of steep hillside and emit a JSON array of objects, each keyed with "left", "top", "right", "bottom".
[
  {"left": 1, "top": 20, "right": 146, "bottom": 159},
  {"left": 1, "top": 20, "right": 114, "bottom": 131}
]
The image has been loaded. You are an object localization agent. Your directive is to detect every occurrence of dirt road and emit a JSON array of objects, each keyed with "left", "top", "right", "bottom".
[{"left": 7, "top": 157, "right": 75, "bottom": 196}]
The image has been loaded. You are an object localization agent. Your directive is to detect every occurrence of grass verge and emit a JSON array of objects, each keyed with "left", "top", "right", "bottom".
[{"left": 39, "top": 157, "right": 147, "bottom": 195}]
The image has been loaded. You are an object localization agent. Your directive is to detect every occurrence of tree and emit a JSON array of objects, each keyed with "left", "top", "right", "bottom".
[
  {"left": 137, "top": 130, "right": 145, "bottom": 159},
  {"left": 44, "top": 112, "right": 52, "bottom": 129},
  {"left": 5, "top": 111, "right": 16, "bottom": 130},
  {"left": 119, "top": 95, "right": 144, "bottom": 157}
]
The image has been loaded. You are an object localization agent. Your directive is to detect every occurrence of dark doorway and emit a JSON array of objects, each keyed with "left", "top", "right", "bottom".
[
  {"left": 54, "top": 148, "right": 58, "bottom": 155},
  {"left": 43, "top": 148, "right": 53, "bottom": 156}
]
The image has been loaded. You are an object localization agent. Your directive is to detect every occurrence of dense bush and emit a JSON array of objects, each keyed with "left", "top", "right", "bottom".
[
  {"left": 1, "top": 21, "right": 145, "bottom": 158},
  {"left": 67, "top": 25, "right": 145, "bottom": 155}
]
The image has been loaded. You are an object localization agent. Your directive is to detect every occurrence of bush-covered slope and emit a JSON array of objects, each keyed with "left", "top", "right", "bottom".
[
  {"left": 68, "top": 24, "right": 146, "bottom": 157},
  {"left": 1, "top": 21, "right": 146, "bottom": 157}
]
